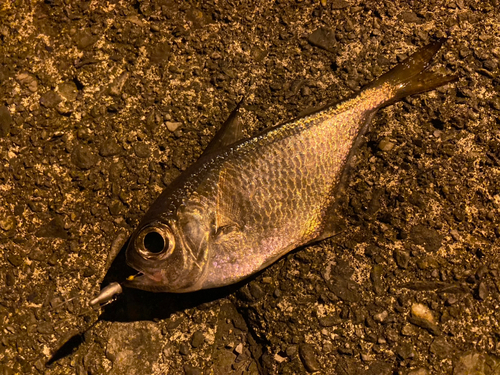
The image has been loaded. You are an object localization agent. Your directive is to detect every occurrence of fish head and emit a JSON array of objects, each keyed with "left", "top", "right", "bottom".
[{"left": 125, "top": 201, "right": 211, "bottom": 293}]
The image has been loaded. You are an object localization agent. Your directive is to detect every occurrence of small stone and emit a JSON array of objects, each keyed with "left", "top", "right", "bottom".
[
  {"left": 190, "top": 331, "right": 205, "bottom": 348},
  {"left": 179, "top": 342, "right": 190, "bottom": 355},
  {"left": 72, "top": 144, "right": 98, "bottom": 170},
  {"left": 166, "top": 121, "right": 182, "bottom": 132},
  {"left": 286, "top": 345, "right": 297, "bottom": 357},
  {"left": 378, "top": 138, "right": 395, "bottom": 151},
  {"left": 7, "top": 253, "right": 22, "bottom": 267},
  {"left": 396, "top": 341, "right": 415, "bottom": 360},
  {"left": 0, "top": 215, "right": 16, "bottom": 231},
  {"left": 75, "top": 29, "right": 98, "bottom": 49},
  {"left": 134, "top": 143, "right": 151, "bottom": 158},
  {"left": 249, "top": 281, "right": 265, "bottom": 300},
  {"left": 453, "top": 352, "right": 494, "bottom": 375},
  {"left": 183, "top": 365, "right": 202, "bottom": 375},
  {"left": 370, "top": 264, "right": 384, "bottom": 295},
  {"left": 40, "top": 90, "right": 62, "bottom": 108},
  {"left": 234, "top": 342, "right": 244, "bottom": 355},
  {"left": 319, "top": 315, "right": 338, "bottom": 327},
  {"left": 410, "top": 225, "right": 442, "bottom": 252},
  {"left": 408, "top": 368, "right": 429, "bottom": 375},
  {"left": 430, "top": 337, "right": 454, "bottom": 359},
  {"left": 58, "top": 82, "right": 78, "bottom": 102},
  {"left": 476, "top": 281, "right": 489, "bottom": 300},
  {"left": 108, "top": 72, "right": 129, "bottom": 96},
  {"left": 394, "top": 250, "right": 410, "bottom": 269},
  {"left": 411, "top": 303, "right": 434, "bottom": 323},
  {"left": 327, "top": 276, "right": 360, "bottom": 302},
  {"left": 401, "top": 324, "right": 417, "bottom": 336},
  {"left": 35, "top": 217, "right": 68, "bottom": 239},
  {"left": 0, "top": 105, "right": 12, "bottom": 137},
  {"left": 307, "top": 27, "right": 336, "bottom": 52},
  {"left": 373, "top": 310, "right": 388, "bottom": 323},
  {"left": 274, "top": 353, "right": 286, "bottom": 363},
  {"left": 99, "top": 138, "right": 122, "bottom": 157},
  {"left": 410, "top": 303, "right": 440, "bottom": 335},
  {"left": 299, "top": 344, "right": 320, "bottom": 373}
]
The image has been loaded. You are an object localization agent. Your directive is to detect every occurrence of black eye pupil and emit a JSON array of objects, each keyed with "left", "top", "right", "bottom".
[{"left": 143, "top": 231, "right": 166, "bottom": 253}]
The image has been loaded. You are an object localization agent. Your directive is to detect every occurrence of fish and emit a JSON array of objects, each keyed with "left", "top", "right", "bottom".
[{"left": 123, "top": 39, "right": 458, "bottom": 293}]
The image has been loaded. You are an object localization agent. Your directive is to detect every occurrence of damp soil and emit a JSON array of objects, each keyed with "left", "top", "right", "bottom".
[{"left": 1, "top": 1, "right": 500, "bottom": 374}]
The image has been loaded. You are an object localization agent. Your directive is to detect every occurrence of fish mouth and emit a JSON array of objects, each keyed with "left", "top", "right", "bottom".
[{"left": 123, "top": 270, "right": 167, "bottom": 292}]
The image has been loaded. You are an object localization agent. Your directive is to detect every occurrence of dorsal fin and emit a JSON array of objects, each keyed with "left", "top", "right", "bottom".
[{"left": 201, "top": 97, "right": 246, "bottom": 157}]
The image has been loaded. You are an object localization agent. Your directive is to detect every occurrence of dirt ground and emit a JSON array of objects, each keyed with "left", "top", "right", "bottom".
[{"left": 1, "top": 0, "right": 500, "bottom": 374}]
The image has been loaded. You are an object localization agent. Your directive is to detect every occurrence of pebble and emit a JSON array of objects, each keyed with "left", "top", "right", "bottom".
[
  {"left": 190, "top": 331, "right": 205, "bottom": 348},
  {"left": 35, "top": 217, "right": 68, "bottom": 239},
  {"left": 183, "top": 365, "right": 202, "bottom": 375},
  {"left": 40, "top": 90, "right": 62, "bottom": 108},
  {"left": 396, "top": 341, "right": 415, "bottom": 360},
  {"left": 476, "top": 281, "right": 489, "bottom": 300},
  {"left": 166, "top": 121, "right": 182, "bottom": 132},
  {"left": 410, "top": 303, "right": 440, "bottom": 335},
  {"left": 453, "top": 351, "right": 500, "bottom": 375},
  {"left": 373, "top": 310, "right": 388, "bottom": 323},
  {"left": 378, "top": 138, "right": 395, "bottom": 151},
  {"left": 394, "top": 250, "right": 410, "bottom": 269},
  {"left": 307, "top": 27, "right": 336, "bottom": 52},
  {"left": 58, "top": 81, "right": 78, "bottom": 102},
  {"left": 408, "top": 369, "right": 429, "bottom": 375},
  {"left": 249, "top": 281, "right": 265, "bottom": 300},
  {"left": 327, "top": 276, "right": 360, "bottom": 303},
  {"left": 298, "top": 344, "right": 320, "bottom": 373},
  {"left": 429, "top": 337, "right": 453, "bottom": 359},
  {"left": 370, "top": 264, "right": 384, "bottom": 295},
  {"left": 72, "top": 144, "right": 98, "bottom": 170},
  {"left": 99, "top": 138, "right": 122, "bottom": 157},
  {"left": 0, "top": 215, "right": 16, "bottom": 231},
  {"left": 0, "top": 105, "right": 12, "bottom": 137},
  {"left": 134, "top": 143, "right": 151, "bottom": 158},
  {"left": 410, "top": 225, "right": 443, "bottom": 252}
]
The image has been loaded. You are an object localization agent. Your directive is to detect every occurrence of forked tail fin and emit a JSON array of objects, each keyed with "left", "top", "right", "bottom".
[{"left": 364, "top": 38, "right": 458, "bottom": 106}]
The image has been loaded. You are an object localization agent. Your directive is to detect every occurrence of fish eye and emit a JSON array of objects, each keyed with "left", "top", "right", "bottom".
[{"left": 135, "top": 223, "right": 175, "bottom": 260}]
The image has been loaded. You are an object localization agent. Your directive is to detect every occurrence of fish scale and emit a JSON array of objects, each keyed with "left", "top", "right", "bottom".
[{"left": 115, "top": 39, "right": 458, "bottom": 294}]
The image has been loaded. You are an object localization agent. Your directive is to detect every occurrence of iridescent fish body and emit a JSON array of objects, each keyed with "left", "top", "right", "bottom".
[{"left": 124, "top": 39, "right": 457, "bottom": 292}]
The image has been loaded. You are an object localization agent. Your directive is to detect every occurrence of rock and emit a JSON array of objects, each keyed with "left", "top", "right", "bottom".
[
  {"left": 166, "top": 121, "right": 182, "bottom": 132},
  {"left": 378, "top": 138, "right": 395, "bottom": 151},
  {"left": 298, "top": 344, "right": 320, "bottom": 373},
  {"left": 408, "top": 369, "right": 429, "bottom": 375},
  {"left": 370, "top": 264, "right": 384, "bottom": 295},
  {"left": 0, "top": 215, "right": 16, "bottom": 231},
  {"left": 430, "top": 337, "right": 454, "bottom": 359},
  {"left": 106, "top": 321, "right": 162, "bottom": 375},
  {"left": 453, "top": 351, "right": 500, "bottom": 375},
  {"left": 190, "top": 331, "right": 205, "bottom": 348},
  {"left": 134, "top": 143, "right": 151, "bottom": 158},
  {"left": 74, "top": 29, "right": 98, "bottom": 50},
  {"left": 0, "top": 105, "right": 12, "bottom": 137},
  {"left": 373, "top": 310, "right": 388, "bottom": 323},
  {"left": 99, "top": 138, "right": 122, "bottom": 157},
  {"left": 394, "top": 250, "right": 410, "bottom": 269},
  {"left": 249, "top": 281, "right": 265, "bottom": 300},
  {"left": 109, "top": 72, "right": 129, "bottom": 96},
  {"left": 318, "top": 315, "right": 339, "bottom": 327},
  {"left": 410, "top": 303, "right": 440, "bottom": 335},
  {"left": 72, "top": 144, "right": 98, "bottom": 169},
  {"left": 410, "top": 224, "right": 443, "bottom": 252},
  {"left": 326, "top": 276, "right": 360, "bottom": 303},
  {"left": 396, "top": 341, "right": 415, "bottom": 360},
  {"left": 40, "top": 90, "right": 62, "bottom": 108},
  {"left": 35, "top": 217, "right": 68, "bottom": 239},
  {"left": 307, "top": 27, "right": 336, "bottom": 52},
  {"left": 58, "top": 82, "right": 78, "bottom": 102},
  {"left": 183, "top": 365, "right": 202, "bottom": 375},
  {"left": 476, "top": 281, "right": 489, "bottom": 300}
]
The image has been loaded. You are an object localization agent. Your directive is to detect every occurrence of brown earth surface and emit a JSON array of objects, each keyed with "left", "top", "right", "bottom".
[{"left": 1, "top": 1, "right": 500, "bottom": 374}]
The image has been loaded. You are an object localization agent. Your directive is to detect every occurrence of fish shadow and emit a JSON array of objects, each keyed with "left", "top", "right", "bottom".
[{"left": 47, "top": 239, "right": 253, "bottom": 366}]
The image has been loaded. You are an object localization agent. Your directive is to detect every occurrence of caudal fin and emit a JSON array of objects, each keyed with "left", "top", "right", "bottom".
[{"left": 364, "top": 38, "right": 458, "bottom": 105}]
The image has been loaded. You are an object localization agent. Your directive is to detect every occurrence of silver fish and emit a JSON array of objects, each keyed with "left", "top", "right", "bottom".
[{"left": 122, "top": 39, "right": 457, "bottom": 293}]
